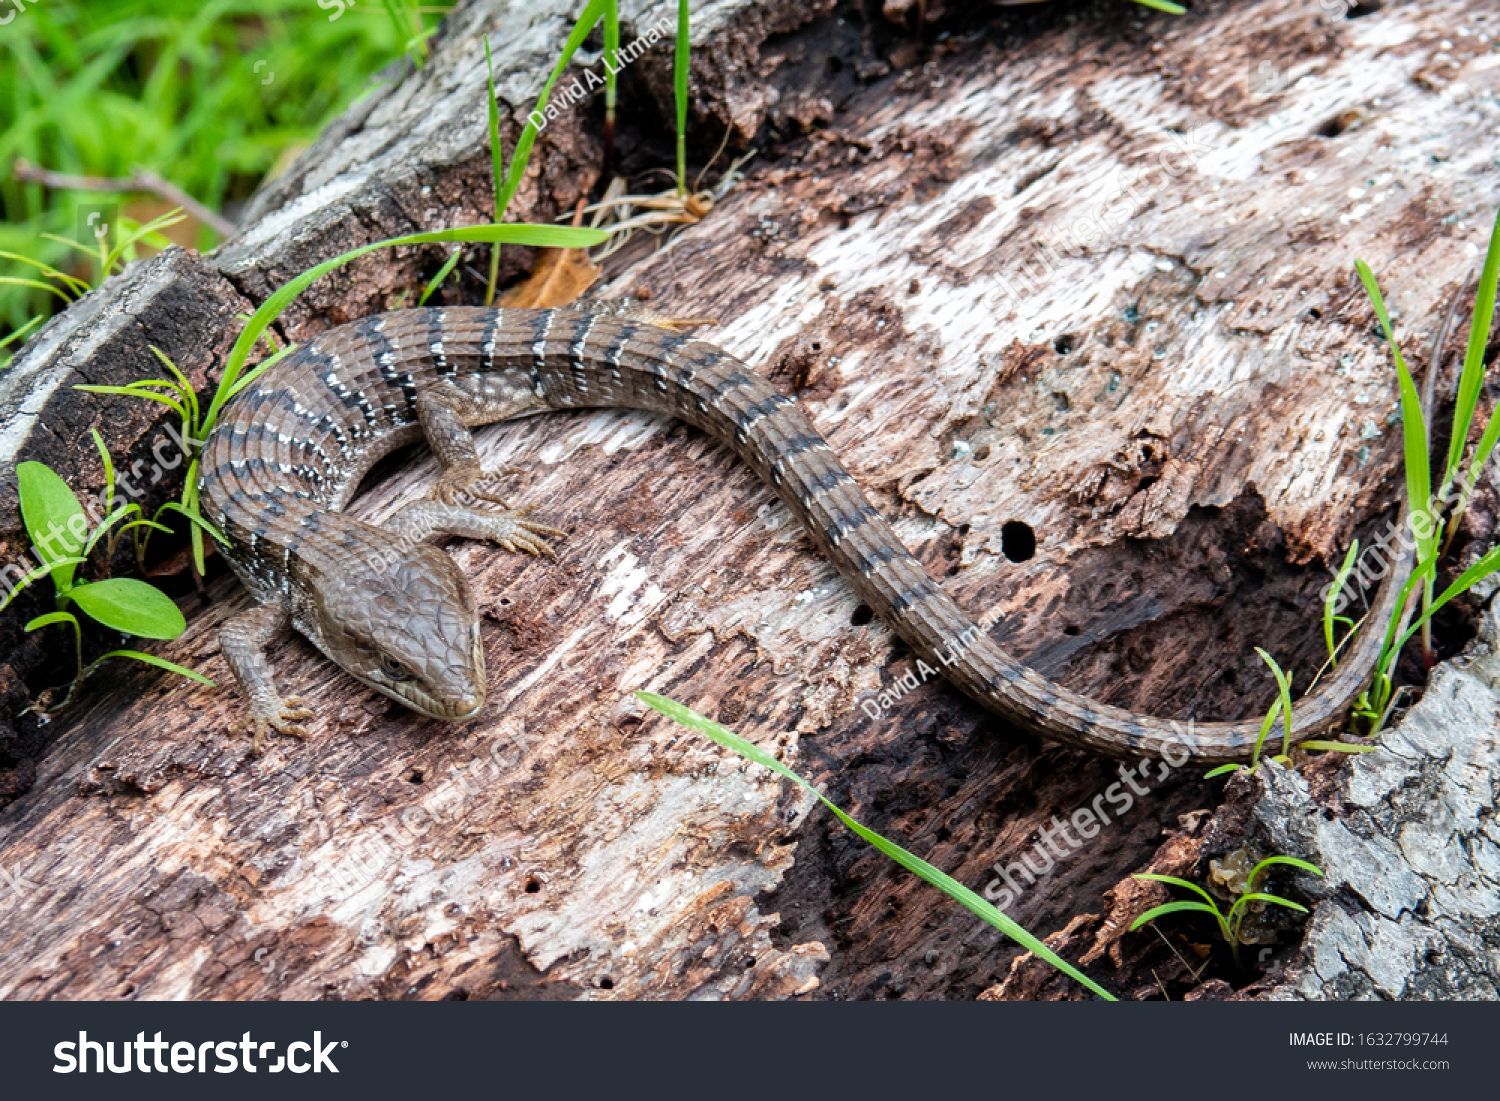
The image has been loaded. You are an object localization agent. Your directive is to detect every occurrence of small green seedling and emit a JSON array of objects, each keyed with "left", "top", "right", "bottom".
[
  {"left": 1203, "top": 648, "right": 1298, "bottom": 779},
  {"left": 12, "top": 460, "right": 211, "bottom": 712},
  {"left": 635, "top": 690, "right": 1117, "bottom": 1001},
  {"left": 1130, "top": 855, "right": 1323, "bottom": 972}
]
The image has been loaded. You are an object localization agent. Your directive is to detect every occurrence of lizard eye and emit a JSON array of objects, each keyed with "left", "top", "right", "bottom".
[{"left": 380, "top": 656, "right": 415, "bottom": 682}]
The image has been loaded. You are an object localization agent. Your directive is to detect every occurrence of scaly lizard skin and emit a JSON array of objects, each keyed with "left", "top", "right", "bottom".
[{"left": 200, "top": 306, "right": 1408, "bottom": 761}]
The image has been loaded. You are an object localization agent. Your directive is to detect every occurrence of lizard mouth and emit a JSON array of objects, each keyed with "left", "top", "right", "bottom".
[{"left": 448, "top": 692, "right": 484, "bottom": 721}]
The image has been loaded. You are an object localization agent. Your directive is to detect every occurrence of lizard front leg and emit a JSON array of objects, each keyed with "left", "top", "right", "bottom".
[
  {"left": 416, "top": 380, "right": 539, "bottom": 507},
  {"left": 221, "top": 603, "right": 314, "bottom": 754},
  {"left": 397, "top": 382, "right": 565, "bottom": 554}
]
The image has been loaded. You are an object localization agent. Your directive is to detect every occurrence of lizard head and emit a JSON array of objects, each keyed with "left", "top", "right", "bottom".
[{"left": 313, "top": 545, "right": 486, "bottom": 721}]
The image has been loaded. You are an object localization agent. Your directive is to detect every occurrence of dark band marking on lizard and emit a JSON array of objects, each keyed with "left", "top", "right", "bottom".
[{"left": 199, "top": 306, "right": 1412, "bottom": 761}]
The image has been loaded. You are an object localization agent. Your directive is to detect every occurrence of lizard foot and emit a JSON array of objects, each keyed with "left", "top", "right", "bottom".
[
  {"left": 229, "top": 695, "right": 315, "bottom": 755},
  {"left": 461, "top": 507, "right": 567, "bottom": 558},
  {"left": 430, "top": 461, "right": 525, "bottom": 507}
]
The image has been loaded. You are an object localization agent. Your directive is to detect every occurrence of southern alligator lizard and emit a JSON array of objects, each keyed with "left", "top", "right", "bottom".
[{"left": 200, "top": 306, "right": 1408, "bottom": 763}]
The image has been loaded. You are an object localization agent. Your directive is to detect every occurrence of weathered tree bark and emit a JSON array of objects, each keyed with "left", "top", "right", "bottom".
[{"left": 1, "top": 0, "right": 1497, "bottom": 1000}]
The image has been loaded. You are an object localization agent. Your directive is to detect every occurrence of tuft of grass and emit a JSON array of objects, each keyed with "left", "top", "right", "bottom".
[
  {"left": 635, "top": 690, "right": 1117, "bottom": 1001},
  {"left": 1339, "top": 203, "right": 1500, "bottom": 733},
  {"left": 1130, "top": 856, "right": 1322, "bottom": 972},
  {"left": 1204, "top": 649, "right": 1295, "bottom": 779}
]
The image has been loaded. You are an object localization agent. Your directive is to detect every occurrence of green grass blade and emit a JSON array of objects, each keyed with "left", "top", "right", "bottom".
[
  {"left": 0, "top": 251, "right": 90, "bottom": 294},
  {"left": 1128, "top": 900, "right": 1221, "bottom": 931},
  {"left": 1247, "top": 855, "right": 1323, "bottom": 888},
  {"left": 24, "top": 610, "right": 79, "bottom": 633},
  {"left": 118, "top": 518, "right": 175, "bottom": 538},
  {"left": 1130, "top": 0, "right": 1187, "bottom": 11},
  {"left": 92, "top": 650, "right": 214, "bottom": 686},
  {"left": 0, "top": 315, "right": 45, "bottom": 354},
  {"left": 102, "top": 209, "right": 187, "bottom": 275},
  {"left": 1373, "top": 554, "right": 1438, "bottom": 685},
  {"left": 81, "top": 503, "right": 133, "bottom": 561},
  {"left": 1390, "top": 544, "right": 1500, "bottom": 659},
  {"left": 484, "top": 35, "right": 504, "bottom": 218},
  {"left": 1299, "top": 740, "right": 1375, "bottom": 755},
  {"left": 636, "top": 691, "right": 1116, "bottom": 1000},
  {"left": 483, "top": 33, "right": 506, "bottom": 306},
  {"left": 0, "top": 276, "right": 75, "bottom": 303},
  {"left": 147, "top": 346, "right": 199, "bottom": 428},
  {"left": 1357, "top": 259, "right": 1434, "bottom": 566},
  {"left": 1204, "top": 763, "right": 1242, "bottom": 779},
  {"left": 154, "top": 498, "right": 228, "bottom": 547},
  {"left": 74, "top": 383, "right": 188, "bottom": 423},
  {"left": 1131, "top": 872, "right": 1220, "bottom": 911},
  {"left": 1445, "top": 204, "right": 1500, "bottom": 486},
  {"left": 1323, "top": 538, "right": 1359, "bottom": 664},
  {"left": 225, "top": 341, "right": 300, "bottom": 403},
  {"left": 1237, "top": 891, "right": 1308, "bottom": 913},
  {"left": 0, "top": 558, "right": 85, "bottom": 614},
  {"left": 1253, "top": 648, "right": 1295, "bottom": 758},
  {"left": 603, "top": 1, "right": 619, "bottom": 141},
  {"left": 674, "top": 0, "right": 689, "bottom": 192},
  {"left": 496, "top": 0, "right": 612, "bottom": 222},
  {"left": 418, "top": 249, "right": 464, "bottom": 307}
]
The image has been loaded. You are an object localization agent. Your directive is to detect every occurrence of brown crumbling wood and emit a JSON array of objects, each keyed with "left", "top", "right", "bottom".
[{"left": 0, "top": 0, "right": 1497, "bottom": 1000}]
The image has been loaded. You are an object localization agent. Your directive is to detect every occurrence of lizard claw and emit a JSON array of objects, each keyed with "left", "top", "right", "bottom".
[
  {"left": 495, "top": 516, "right": 568, "bottom": 558},
  {"left": 230, "top": 695, "right": 315, "bottom": 754},
  {"left": 431, "top": 462, "right": 524, "bottom": 508}
]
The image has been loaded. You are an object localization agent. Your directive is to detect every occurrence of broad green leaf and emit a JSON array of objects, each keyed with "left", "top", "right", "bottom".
[
  {"left": 17, "top": 460, "right": 88, "bottom": 591},
  {"left": 71, "top": 577, "right": 186, "bottom": 639}
]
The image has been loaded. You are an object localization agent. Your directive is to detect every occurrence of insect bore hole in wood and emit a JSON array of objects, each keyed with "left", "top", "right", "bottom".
[{"left": 1001, "top": 521, "right": 1036, "bottom": 563}]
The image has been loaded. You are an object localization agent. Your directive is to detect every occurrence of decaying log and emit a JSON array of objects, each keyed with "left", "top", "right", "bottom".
[{"left": 1, "top": 0, "right": 1498, "bottom": 1000}]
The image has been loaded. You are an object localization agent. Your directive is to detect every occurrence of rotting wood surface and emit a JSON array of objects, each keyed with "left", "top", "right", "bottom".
[{"left": 1, "top": 0, "right": 1498, "bottom": 1000}]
